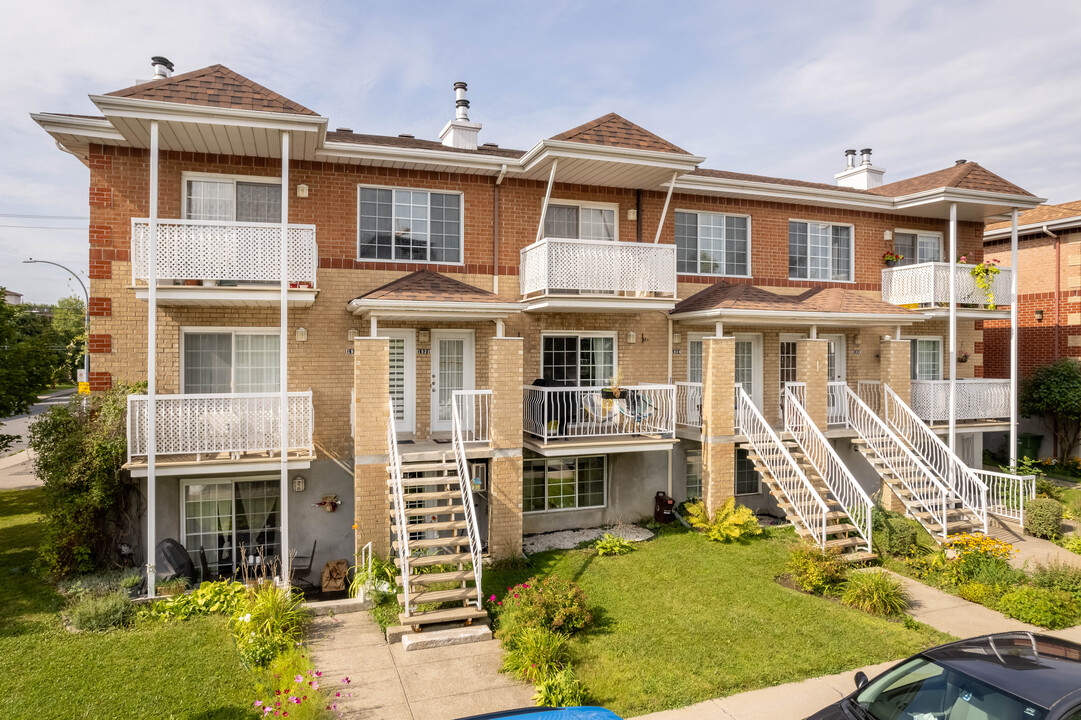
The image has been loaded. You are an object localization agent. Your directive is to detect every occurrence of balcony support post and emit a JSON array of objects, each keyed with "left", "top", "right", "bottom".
[
  {"left": 653, "top": 172, "right": 679, "bottom": 244},
  {"left": 1010, "top": 207, "right": 1019, "bottom": 466},
  {"left": 535, "top": 159, "right": 559, "bottom": 244},
  {"left": 146, "top": 119, "right": 159, "bottom": 598},
  {"left": 279, "top": 130, "right": 291, "bottom": 586},
  {"left": 948, "top": 201, "right": 957, "bottom": 454}
]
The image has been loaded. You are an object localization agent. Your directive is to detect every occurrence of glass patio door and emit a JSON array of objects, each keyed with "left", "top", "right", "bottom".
[{"left": 431, "top": 330, "right": 475, "bottom": 433}]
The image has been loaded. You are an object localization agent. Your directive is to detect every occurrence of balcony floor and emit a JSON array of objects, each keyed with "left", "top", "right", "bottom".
[
  {"left": 133, "top": 285, "right": 317, "bottom": 307},
  {"left": 524, "top": 433, "right": 676, "bottom": 457},
  {"left": 126, "top": 449, "right": 315, "bottom": 477}
]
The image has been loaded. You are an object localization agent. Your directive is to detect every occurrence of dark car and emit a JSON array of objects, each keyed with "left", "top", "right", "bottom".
[
  {"left": 807, "top": 633, "right": 1081, "bottom": 720},
  {"left": 455, "top": 708, "right": 622, "bottom": 720}
]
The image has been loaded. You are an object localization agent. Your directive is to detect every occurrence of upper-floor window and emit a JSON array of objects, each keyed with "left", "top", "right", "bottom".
[
  {"left": 894, "top": 231, "right": 942, "bottom": 266},
  {"left": 182, "top": 329, "right": 279, "bottom": 394},
  {"left": 184, "top": 175, "right": 282, "bottom": 223},
  {"left": 788, "top": 221, "right": 853, "bottom": 281},
  {"left": 543, "top": 202, "right": 617, "bottom": 241},
  {"left": 675, "top": 211, "right": 749, "bottom": 276},
  {"left": 357, "top": 186, "right": 462, "bottom": 263}
]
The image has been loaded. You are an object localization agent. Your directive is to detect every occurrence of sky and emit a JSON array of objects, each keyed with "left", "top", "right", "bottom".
[{"left": 2, "top": 0, "right": 1080, "bottom": 304}]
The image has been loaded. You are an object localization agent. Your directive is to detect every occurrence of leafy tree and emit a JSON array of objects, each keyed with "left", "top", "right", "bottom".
[
  {"left": 0, "top": 289, "right": 54, "bottom": 451},
  {"left": 1020, "top": 359, "right": 1081, "bottom": 463},
  {"left": 51, "top": 295, "right": 86, "bottom": 384}
]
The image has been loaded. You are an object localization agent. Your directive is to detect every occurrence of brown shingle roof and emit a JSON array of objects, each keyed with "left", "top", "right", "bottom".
[
  {"left": 986, "top": 200, "right": 1081, "bottom": 232},
  {"left": 326, "top": 130, "right": 525, "bottom": 159},
  {"left": 351, "top": 270, "right": 516, "bottom": 304},
  {"left": 550, "top": 113, "right": 692, "bottom": 155},
  {"left": 106, "top": 65, "right": 318, "bottom": 116},
  {"left": 673, "top": 282, "right": 917, "bottom": 317},
  {"left": 688, "top": 168, "right": 876, "bottom": 195},
  {"left": 869, "top": 161, "right": 1033, "bottom": 198}
]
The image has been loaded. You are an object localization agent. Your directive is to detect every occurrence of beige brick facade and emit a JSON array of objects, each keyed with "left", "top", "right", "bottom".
[
  {"left": 796, "top": 339, "right": 829, "bottom": 428},
  {"left": 701, "top": 336, "right": 736, "bottom": 514},
  {"left": 353, "top": 337, "right": 390, "bottom": 557}
]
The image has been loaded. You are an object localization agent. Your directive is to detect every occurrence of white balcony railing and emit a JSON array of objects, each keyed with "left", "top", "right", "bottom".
[
  {"left": 453, "top": 389, "right": 492, "bottom": 444},
  {"left": 675, "top": 382, "right": 703, "bottom": 428},
  {"left": 127, "top": 391, "right": 314, "bottom": 461},
  {"left": 132, "top": 219, "right": 318, "bottom": 286},
  {"left": 881, "top": 262, "right": 1013, "bottom": 309},
  {"left": 911, "top": 379, "right": 1011, "bottom": 423},
  {"left": 523, "top": 384, "right": 675, "bottom": 442},
  {"left": 519, "top": 238, "right": 676, "bottom": 299},
  {"left": 827, "top": 381, "right": 848, "bottom": 425}
]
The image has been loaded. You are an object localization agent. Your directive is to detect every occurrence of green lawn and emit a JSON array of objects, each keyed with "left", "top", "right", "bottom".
[
  {"left": 0, "top": 488, "right": 259, "bottom": 720},
  {"left": 485, "top": 526, "right": 952, "bottom": 718}
]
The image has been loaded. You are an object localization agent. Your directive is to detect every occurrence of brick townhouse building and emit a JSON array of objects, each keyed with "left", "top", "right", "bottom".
[
  {"left": 34, "top": 58, "right": 1042, "bottom": 625},
  {"left": 983, "top": 201, "right": 1081, "bottom": 459}
]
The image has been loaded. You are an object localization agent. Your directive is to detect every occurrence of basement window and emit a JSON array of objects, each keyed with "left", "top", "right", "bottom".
[
  {"left": 357, "top": 186, "right": 462, "bottom": 263},
  {"left": 523, "top": 455, "right": 606, "bottom": 512}
]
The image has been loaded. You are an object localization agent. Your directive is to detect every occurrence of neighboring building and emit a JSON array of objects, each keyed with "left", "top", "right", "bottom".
[
  {"left": 34, "top": 58, "right": 1042, "bottom": 619},
  {"left": 984, "top": 201, "right": 1081, "bottom": 459},
  {"left": 4, "top": 290, "right": 23, "bottom": 304}
]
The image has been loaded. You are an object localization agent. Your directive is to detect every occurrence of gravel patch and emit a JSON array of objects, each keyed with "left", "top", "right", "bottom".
[{"left": 523, "top": 525, "right": 655, "bottom": 554}]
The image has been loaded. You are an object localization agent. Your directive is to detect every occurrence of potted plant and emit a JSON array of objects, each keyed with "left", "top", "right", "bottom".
[
  {"left": 882, "top": 251, "right": 904, "bottom": 268},
  {"left": 969, "top": 258, "right": 1002, "bottom": 309},
  {"left": 157, "top": 577, "right": 189, "bottom": 597},
  {"left": 600, "top": 368, "right": 624, "bottom": 400},
  {"left": 957, "top": 350, "right": 970, "bottom": 364}
]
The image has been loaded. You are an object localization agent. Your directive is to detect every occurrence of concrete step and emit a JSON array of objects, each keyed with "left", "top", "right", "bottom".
[
  {"left": 407, "top": 569, "right": 475, "bottom": 586},
  {"left": 400, "top": 624, "right": 493, "bottom": 651},
  {"left": 397, "top": 551, "right": 472, "bottom": 568},
  {"left": 392, "top": 606, "right": 489, "bottom": 635},
  {"left": 399, "top": 586, "right": 478, "bottom": 605},
  {"left": 394, "top": 535, "right": 472, "bottom": 551}
]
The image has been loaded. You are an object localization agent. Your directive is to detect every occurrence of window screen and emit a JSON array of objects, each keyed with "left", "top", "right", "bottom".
[
  {"left": 544, "top": 204, "right": 580, "bottom": 239},
  {"left": 186, "top": 180, "right": 234, "bottom": 222},
  {"left": 236, "top": 182, "right": 282, "bottom": 223},
  {"left": 184, "top": 333, "right": 232, "bottom": 393}
]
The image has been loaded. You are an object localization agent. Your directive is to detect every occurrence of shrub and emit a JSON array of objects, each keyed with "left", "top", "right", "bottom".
[
  {"left": 841, "top": 571, "right": 909, "bottom": 616},
  {"left": 68, "top": 591, "right": 134, "bottom": 631},
  {"left": 957, "top": 581, "right": 998, "bottom": 607},
  {"left": 144, "top": 580, "right": 247, "bottom": 621},
  {"left": 876, "top": 517, "right": 921, "bottom": 557},
  {"left": 1031, "top": 559, "right": 1081, "bottom": 601},
  {"left": 945, "top": 533, "right": 1016, "bottom": 585},
  {"left": 903, "top": 549, "right": 950, "bottom": 580},
  {"left": 684, "top": 497, "right": 762, "bottom": 543},
  {"left": 1025, "top": 498, "right": 1064, "bottom": 539},
  {"left": 1060, "top": 536, "right": 1081, "bottom": 556},
  {"left": 501, "top": 627, "right": 569, "bottom": 683},
  {"left": 56, "top": 568, "right": 138, "bottom": 599},
  {"left": 787, "top": 544, "right": 848, "bottom": 595},
  {"left": 533, "top": 666, "right": 586, "bottom": 707},
  {"left": 495, "top": 576, "right": 592, "bottom": 641},
  {"left": 997, "top": 586, "right": 1080, "bottom": 629},
  {"left": 595, "top": 533, "right": 635, "bottom": 557},
  {"left": 230, "top": 583, "right": 311, "bottom": 667}
]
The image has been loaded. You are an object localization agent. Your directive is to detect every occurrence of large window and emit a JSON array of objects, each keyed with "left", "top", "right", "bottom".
[
  {"left": 357, "top": 186, "right": 462, "bottom": 263},
  {"left": 675, "top": 211, "right": 749, "bottom": 276},
  {"left": 894, "top": 231, "right": 942, "bottom": 266},
  {"left": 183, "top": 477, "right": 281, "bottom": 580},
  {"left": 544, "top": 202, "right": 616, "bottom": 241},
  {"left": 184, "top": 176, "right": 282, "bottom": 223},
  {"left": 541, "top": 334, "right": 616, "bottom": 386},
  {"left": 910, "top": 338, "right": 942, "bottom": 380},
  {"left": 183, "top": 330, "right": 279, "bottom": 393},
  {"left": 524, "top": 455, "right": 606, "bottom": 512},
  {"left": 789, "top": 221, "right": 853, "bottom": 281}
]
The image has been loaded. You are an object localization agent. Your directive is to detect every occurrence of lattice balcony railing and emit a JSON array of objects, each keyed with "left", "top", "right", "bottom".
[
  {"left": 131, "top": 219, "right": 318, "bottom": 286},
  {"left": 910, "top": 379, "right": 1011, "bottom": 423},
  {"left": 127, "top": 391, "right": 314, "bottom": 461},
  {"left": 519, "top": 238, "right": 676, "bottom": 298},
  {"left": 881, "top": 262, "right": 1012, "bottom": 309}
]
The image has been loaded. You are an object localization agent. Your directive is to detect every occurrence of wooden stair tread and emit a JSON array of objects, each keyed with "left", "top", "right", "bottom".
[
  {"left": 842, "top": 551, "right": 879, "bottom": 564},
  {"left": 390, "top": 490, "right": 459, "bottom": 502},
  {"left": 388, "top": 476, "right": 459, "bottom": 488},
  {"left": 393, "top": 519, "right": 468, "bottom": 533},
  {"left": 392, "top": 460, "right": 457, "bottom": 473},
  {"left": 794, "top": 522, "right": 859, "bottom": 537},
  {"left": 824, "top": 536, "right": 865, "bottom": 549},
  {"left": 395, "top": 535, "right": 472, "bottom": 550},
  {"left": 398, "top": 605, "right": 487, "bottom": 627},
  {"left": 399, "top": 586, "right": 477, "bottom": 605},
  {"left": 397, "top": 551, "right": 471, "bottom": 568},
  {"left": 407, "top": 569, "right": 475, "bottom": 586},
  {"left": 399, "top": 504, "right": 465, "bottom": 518}
]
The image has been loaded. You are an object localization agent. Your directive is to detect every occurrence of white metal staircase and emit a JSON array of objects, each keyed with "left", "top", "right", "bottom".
[{"left": 386, "top": 400, "right": 486, "bottom": 631}]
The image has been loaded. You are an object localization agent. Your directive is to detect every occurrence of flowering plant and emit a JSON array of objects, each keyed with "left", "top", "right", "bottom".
[
  {"left": 882, "top": 251, "right": 904, "bottom": 264},
  {"left": 970, "top": 258, "right": 1002, "bottom": 308},
  {"left": 957, "top": 350, "right": 970, "bottom": 363}
]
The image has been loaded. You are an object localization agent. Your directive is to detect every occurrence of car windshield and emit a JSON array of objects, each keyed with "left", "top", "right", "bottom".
[{"left": 852, "top": 657, "right": 1046, "bottom": 720}]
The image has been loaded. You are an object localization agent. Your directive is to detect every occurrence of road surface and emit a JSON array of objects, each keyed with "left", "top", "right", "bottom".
[{"left": 0, "top": 388, "right": 75, "bottom": 490}]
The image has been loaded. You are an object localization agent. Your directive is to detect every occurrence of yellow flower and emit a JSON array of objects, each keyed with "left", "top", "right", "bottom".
[{"left": 351, "top": 523, "right": 358, "bottom": 530}]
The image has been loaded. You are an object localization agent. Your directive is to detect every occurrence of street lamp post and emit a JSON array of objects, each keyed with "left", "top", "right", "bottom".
[{"left": 22, "top": 258, "right": 90, "bottom": 385}]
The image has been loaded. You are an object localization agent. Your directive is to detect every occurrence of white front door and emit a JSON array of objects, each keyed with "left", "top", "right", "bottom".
[
  {"left": 733, "top": 333, "right": 764, "bottom": 410},
  {"left": 384, "top": 330, "right": 416, "bottom": 434},
  {"left": 431, "top": 330, "right": 475, "bottom": 433}
]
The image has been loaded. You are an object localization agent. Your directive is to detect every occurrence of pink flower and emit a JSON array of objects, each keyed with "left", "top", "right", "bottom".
[
  {"left": 335, "top": 692, "right": 341, "bottom": 698},
  {"left": 514, "top": 593, "right": 519, "bottom": 598},
  {"left": 342, "top": 677, "right": 351, "bottom": 684},
  {"left": 309, "top": 681, "right": 319, "bottom": 690},
  {"left": 295, "top": 675, "right": 303, "bottom": 683},
  {"left": 254, "top": 701, "right": 263, "bottom": 707},
  {"left": 315, "top": 671, "right": 323, "bottom": 677},
  {"left": 489, "top": 594, "right": 496, "bottom": 602}
]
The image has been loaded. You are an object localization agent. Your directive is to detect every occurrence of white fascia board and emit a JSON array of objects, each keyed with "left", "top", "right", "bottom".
[
  {"left": 669, "top": 308, "right": 929, "bottom": 326},
  {"left": 90, "top": 95, "right": 328, "bottom": 134},
  {"left": 318, "top": 141, "right": 520, "bottom": 174},
  {"left": 673, "top": 175, "right": 896, "bottom": 211},
  {"left": 983, "top": 214, "right": 1081, "bottom": 240},
  {"left": 347, "top": 299, "right": 523, "bottom": 316},
  {"left": 519, "top": 139, "right": 705, "bottom": 173},
  {"left": 30, "top": 113, "right": 126, "bottom": 143},
  {"left": 892, "top": 187, "right": 1046, "bottom": 211},
  {"left": 523, "top": 438, "right": 677, "bottom": 457},
  {"left": 128, "top": 458, "right": 312, "bottom": 477},
  {"left": 523, "top": 297, "right": 677, "bottom": 313}
]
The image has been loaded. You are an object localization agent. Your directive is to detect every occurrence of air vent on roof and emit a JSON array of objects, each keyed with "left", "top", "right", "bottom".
[
  {"left": 956, "top": 159, "right": 968, "bottom": 166},
  {"left": 482, "top": 142, "right": 499, "bottom": 148},
  {"left": 151, "top": 56, "right": 174, "bottom": 80},
  {"left": 335, "top": 127, "right": 353, "bottom": 133},
  {"left": 439, "top": 81, "right": 481, "bottom": 150},
  {"left": 398, "top": 134, "right": 415, "bottom": 139},
  {"left": 835, "top": 148, "right": 885, "bottom": 190}
]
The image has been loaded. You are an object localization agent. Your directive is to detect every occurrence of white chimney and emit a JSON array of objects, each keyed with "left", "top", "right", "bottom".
[
  {"left": 151, "top": 56, "right": 174, "bottom": 80},
  {"left": 439, "top": 81, "right": 481, "bottom": 150},
  {"left": 835, "top": 147, "right": 885, "bottom": 189}
]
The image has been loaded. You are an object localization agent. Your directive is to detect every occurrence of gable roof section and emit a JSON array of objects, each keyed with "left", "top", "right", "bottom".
[
  {"left": 550, "top": 113, "right": 692, "bottom": 155},
  {"left": 986, "top": 200, "right": 1081, "bottom": 232},
  {"left": 795, "top": 287, "right": 916, "bottom": 316},
  {"left": 870, "top": 161, "right": 1033, "bottom": 198},
  {"left": 106, "top": 64, "right": 318, "bottom": 116},
  {"left": 350, "top": 270, "right": 515, "bottom": 304},
  {"left": 672, "top": 282, "right": 918, "bottom": 318}
]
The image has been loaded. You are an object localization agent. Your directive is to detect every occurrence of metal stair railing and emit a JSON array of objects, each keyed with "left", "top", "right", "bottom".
[
  {"left": 784, "top": 383, "right": 873, "bottom": 552},
  {"left": 882, "top": 384, "right": 988, "bottom": 534},
  {"left": 451, "top": 398, "right": 484, "bottom": 610},
  {"left": 973, "top": 469, "right": 1036, "bottom": 525},
  {"left": 840, "top": 384, "right": 952, "bottom": 539},
  {"left": 386, "top": 399, "right": 411, "bottom": 617},
  {"left": 735, "top": 384, "right": 829, "bottom": 548}
]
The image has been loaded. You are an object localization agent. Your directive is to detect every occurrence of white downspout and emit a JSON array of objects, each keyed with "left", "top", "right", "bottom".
[
  {"left": 667, "top": 317, "right": 673, "bottom": 384},
  {"left": 948, "top": 202, "right": 957, "bottom": 455},
  {"left": 279, "top": 131, "right": 291, "bottom": 586},
  {"left": 535, "top": 159, "right": 559, "bottom": 244},
  {"left": 1010, "top": 208, "right": 1020, "bottom": 467},
  {"left": 653, "top": 172, "right": 679, "bottom": 244},
  {"left": 146, "top": 120, "right": 159, "bottom": 598}
]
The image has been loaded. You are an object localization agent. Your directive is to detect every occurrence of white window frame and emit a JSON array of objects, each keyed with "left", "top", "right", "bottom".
[
  {"left": 544, "top": 199, "right": 620, "bottom": 242},
  {"left": 523, "top": 454, "right": 608, "bottom": 514},
  {"left": 894, "top": 229, "right": 944, "bottom": 266},
  {"left": 539, "top": 331, "right": 619, "bottom": 387},
  {"left": 733, "top": 332, "right": 764, "bottom": 410},
  {"left": 674, "top": 209, "right": 752, "bottom": 277},
  {"left": 179, "top": 326, "right": 281, "bottom": 394},
  {"left": 687, "top": 332, "right": 709, "bottom": 384},
  {"left": 181, "top": 171, "right": 282, "bottom": 223},
  {"left": 179, "top": 474, "right": 281, "bottom": 577},
  {"left": 787, "top": 218, "right": 856, "bottom": 283},
  {"left": 384, "top": 329, "right": 417, "bottom": 435},
  {"left": 902, "top": 335, "right": 944, "bottom": 381},
  {"left": 355, "top": 184, "right": 465, "bottom": 265}
]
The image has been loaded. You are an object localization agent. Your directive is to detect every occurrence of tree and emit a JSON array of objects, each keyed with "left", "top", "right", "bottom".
[
  {"left": 51, "top": 295, "right": 86, "bottom": 384},
  {"left": 0, "top": 289, "right": 54, "bottom": 451},
  {"left": 1020, "top": 359, "right": 1081, "bottom": 464}
]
